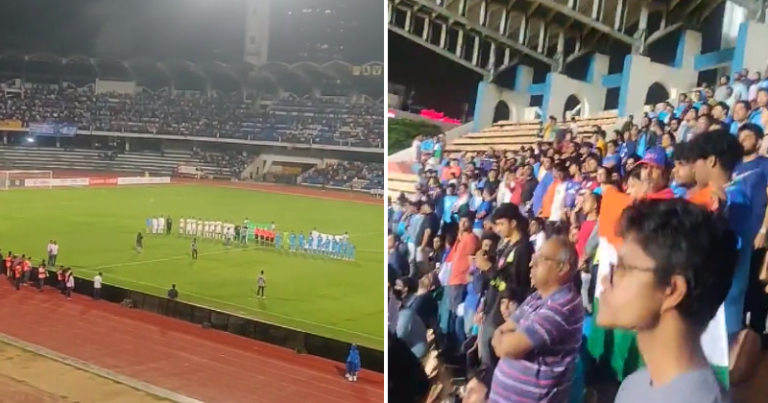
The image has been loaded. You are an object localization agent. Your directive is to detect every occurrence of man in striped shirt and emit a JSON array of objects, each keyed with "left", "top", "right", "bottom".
[{"left": 489, "top": 236, "right": 584, "bottom": 403}]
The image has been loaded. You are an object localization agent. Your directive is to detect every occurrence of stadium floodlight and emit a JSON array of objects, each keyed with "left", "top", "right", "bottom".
[{"left": 0, "top": 170, "right": 54, "bottom": 190}]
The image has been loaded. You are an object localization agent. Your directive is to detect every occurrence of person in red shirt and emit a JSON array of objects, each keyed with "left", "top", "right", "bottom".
[
  {"left": 630, "top": 146, "right": 676, "bottom": 200},
  {"left": 444, "top": 212, "right": 479, "bottom": 347}
]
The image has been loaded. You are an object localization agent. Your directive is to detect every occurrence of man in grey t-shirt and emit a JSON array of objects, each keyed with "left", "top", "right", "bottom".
[
  {"left": 616, "top": 367, "right": 730, "bottom": 403},
  {"left": 594, "top": 200, "right": 736, "bottom": 403}
]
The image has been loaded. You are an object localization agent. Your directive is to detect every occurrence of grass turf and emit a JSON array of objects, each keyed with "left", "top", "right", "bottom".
[{"left": 0, "top": 185, "right": 384, "bottom": 349}]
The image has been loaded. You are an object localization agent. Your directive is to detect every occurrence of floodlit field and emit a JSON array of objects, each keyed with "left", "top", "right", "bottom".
[{"left": 0, "top": 185, "right": 384, "bottom": 349}]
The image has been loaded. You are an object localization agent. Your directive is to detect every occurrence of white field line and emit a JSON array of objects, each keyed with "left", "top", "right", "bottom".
[{"left": 73, "top": 246, "right": 384, "bottom": 342}]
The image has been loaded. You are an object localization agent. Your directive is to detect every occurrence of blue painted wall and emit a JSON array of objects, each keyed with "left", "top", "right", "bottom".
[
  {"left": 617, "top": 55, "right": 634, "bottom": 117},
  {"left": 473, "top": 81, "right": 488, "bottom": 132}
]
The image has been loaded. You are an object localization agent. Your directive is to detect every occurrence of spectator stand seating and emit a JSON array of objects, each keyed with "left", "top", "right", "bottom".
[
  {"left": 301, "top": 161, "right": 384, "bottom": 192},
  {"left": 0, "top": 57, "right": 384, "bottom": 150},
  {"left": 0, "top": 146, "right": 230, "bottom": 178},
  {"left": 386, "top": 112, "right": 620, "bottom": 198}
]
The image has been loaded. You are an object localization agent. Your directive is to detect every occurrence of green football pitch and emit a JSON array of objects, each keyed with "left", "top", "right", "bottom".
[{"left": 0, "top": 185, "right": 385, "bottom": 349}]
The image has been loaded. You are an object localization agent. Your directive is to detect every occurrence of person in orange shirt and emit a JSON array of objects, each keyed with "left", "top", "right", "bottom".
[
  {"left": 12, "top": 264, "right": 22, "bottom": 291},
  {"left": 441, "top": 159, "right": 462, "bottom": 183},
  {"left": 3, "top": 252, "right": 11, "bottom": 279},
  {"left": 56, "top": 266, "right": 65, "bottom": 294},
  {"left": 21, "top": 255, "right": 32, "bottom": 285},
  {"left": 444, "top": 212, "right": 479, "bottom": 348},
  {"left": 37, "top": 263, "right": 47, "bottom": 291}
]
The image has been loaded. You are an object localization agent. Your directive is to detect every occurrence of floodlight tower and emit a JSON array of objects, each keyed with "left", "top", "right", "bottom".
[{"left": 244, "top": 0, "right": 271, "bottom": 64}]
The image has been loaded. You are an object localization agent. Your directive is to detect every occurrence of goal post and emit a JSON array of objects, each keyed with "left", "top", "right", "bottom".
[{"left": 0, "top": 170, "right": 54, "bottom": 190}]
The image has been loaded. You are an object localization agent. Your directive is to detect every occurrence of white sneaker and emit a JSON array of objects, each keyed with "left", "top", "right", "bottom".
[{"left": 352, "top": 376, "right": 357, "bottom": 382}]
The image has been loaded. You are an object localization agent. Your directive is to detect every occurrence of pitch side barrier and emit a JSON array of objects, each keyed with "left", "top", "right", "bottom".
[{"left": 38, "top": 271, "right": 384, "bottom": 373}]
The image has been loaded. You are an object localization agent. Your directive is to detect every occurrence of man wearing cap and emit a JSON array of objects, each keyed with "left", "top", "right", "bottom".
[{"left": 631, "top": 146, "right": 676, "bottom": 200}]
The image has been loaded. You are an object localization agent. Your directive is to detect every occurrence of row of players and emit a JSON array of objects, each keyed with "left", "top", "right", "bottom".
[
  {"left": 145, "top": 216, "right": 270, "bottom": 239},
  {"left": 144, "top": 216, "right": 356, "bottom": 260},
  {"left": 274, "top": 232, "right": 357, "bottom": 261}
]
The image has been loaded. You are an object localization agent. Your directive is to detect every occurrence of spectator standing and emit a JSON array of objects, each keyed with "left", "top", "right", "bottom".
[
  {"left": 474, "top": 203, "right": 534, "bottom": 368},
  {"left": 36, "top": 263, "right": 47, "bottom": 292},
  {"left": 734, "top": 123, "right": 768, "bottom": 347},
  {"left": 394, "top": 276, "right": 429, "bottom": 359},
  {"left": 49, "top": 241, "right": 59, "bottom": 266},
  {"left": 443, "top": 212, "right": 479, "bottom": 348},
  {"left": 93, "top": 272, "right": 103, "bottom": 300},
  {"left": 413, "top": 200, "right": 439, "bottom": 277},
  {"left": 167, "top": 284, "right": 179, "bottom": 300},
  {"left": 601, "top": 200, "right": 734, "bottom": 403},
  {"left": 64, "top": 269, "right": 74, "bottom": 299},
  {"left": 489, "top": 236, "right": 583, "bottom": 403}
]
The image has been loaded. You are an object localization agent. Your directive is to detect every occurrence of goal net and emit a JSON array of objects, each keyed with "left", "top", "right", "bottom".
[{"left": 0, "top": 170, "right": 54, "bottom": 190}]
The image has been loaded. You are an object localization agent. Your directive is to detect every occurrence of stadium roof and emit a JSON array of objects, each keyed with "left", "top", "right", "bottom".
[
  {"left": 432, "top": 0, "right": 724, "bottom": 64},
  {"left": 0, "top": 52, "right": 383, "bottom": 95}
]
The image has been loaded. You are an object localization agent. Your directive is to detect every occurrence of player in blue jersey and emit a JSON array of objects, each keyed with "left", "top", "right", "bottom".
[
  {"left": 289, "top": 232, "right": 296, "bottom": 252},
  {"left": 322, "top": 237, "right": 331, "bottom": 256},
  {"left": 332, "top": 238, "right": 341, "bottom": 259},
  {"left": 349, "top": 243, "right": 356, "bottom": 261},
  {"left": 297, "top": 232, "right": 305, "bottom": 253},
  {"left": 339, "top": 239, "right": 347, "bottom": 260},
  {"left": 274, "top": 232, "right": 282, "bottom": 250}
]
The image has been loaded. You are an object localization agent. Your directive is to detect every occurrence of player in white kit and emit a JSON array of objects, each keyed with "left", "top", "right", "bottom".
[
  {"left": 215, "top": 221, "right": 223, "bottom": 239},
  {"left": 202, "top": 221, "right": 210, "bottom": 238},
  {"left": 179, "top": 217, "right": 186, "bottom": 235},
  {"left": 158, "top": 216, "right": 166, "bottom": 235},
  {"left": 196, "top": 219, "right": 203, "bottom": 237},
  {"left": 151, "top": 217, "right": 159, "bottom": 234}
]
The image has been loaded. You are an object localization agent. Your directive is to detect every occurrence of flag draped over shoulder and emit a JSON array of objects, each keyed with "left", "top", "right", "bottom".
[{"left": 586, "top": 186, "right": 730, "bottom": 386}]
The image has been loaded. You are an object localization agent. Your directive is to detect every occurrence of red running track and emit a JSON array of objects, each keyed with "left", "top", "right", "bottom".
[{"left": 0, "top": 282, "right": 383, "bottom": 403}]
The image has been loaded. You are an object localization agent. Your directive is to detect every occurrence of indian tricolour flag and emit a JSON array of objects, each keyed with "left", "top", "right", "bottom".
[{"left": 586, "top": 186, "right": 730, "bottom": 386}]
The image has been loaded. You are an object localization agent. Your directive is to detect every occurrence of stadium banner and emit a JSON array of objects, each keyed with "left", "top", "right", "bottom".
[
  {"left": 117, "top": 176, "right": 171, "bottom": 185},
  {"left": 24, "top": 177, "right": 89, "bottom": 188},
  {"left": 0, "top": 119, "right": 23, "bottom": 131},
  {"left": 88, "top": 177, "right": 119, "bottom": 186},
  {"left": 28, "top": 122, "right": 78, "bottom": 137}
]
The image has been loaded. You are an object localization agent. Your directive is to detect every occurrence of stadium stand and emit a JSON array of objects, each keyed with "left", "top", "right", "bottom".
[
  {"left": 388, "top": 1, "right": 768, "bottom": 402},
  {"left": 0, "top": 55, "right": 384, "bottom": 193}
]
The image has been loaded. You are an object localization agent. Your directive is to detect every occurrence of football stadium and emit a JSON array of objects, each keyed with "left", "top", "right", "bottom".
[{"left": 0, "top": 1, "right": 384, "bottom": 403}]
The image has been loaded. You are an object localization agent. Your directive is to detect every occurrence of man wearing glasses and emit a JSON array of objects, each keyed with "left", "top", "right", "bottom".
[
  {"left": 598, "top": 199, "right": 735, "bottom": 403},
  {"left": 487, "top": 235, "right": 583, "bottom": 403}
]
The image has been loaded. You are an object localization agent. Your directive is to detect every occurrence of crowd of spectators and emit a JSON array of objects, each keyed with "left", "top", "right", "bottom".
[
  {"left": 0, "top": 85, "right": 383, "bottom": 148},
  {"left": 302, "top": 161, "right": 384, "bottom": 190},
  {"left": 387, "top": 73, "right": 768, "bottom": 403},
  {"left": 191, "top": 147, "right": 252, "bottom": 178}
]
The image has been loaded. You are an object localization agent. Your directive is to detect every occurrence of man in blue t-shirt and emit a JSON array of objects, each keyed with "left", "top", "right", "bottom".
[
  {"left": 473, "top": 187, "right": 494, "bottom": 237},
  {"left": 733, "top": 123, "right": 768, "bottom": 340},
  {"left": 689, "top": 129, "right": 754, "bottom": 339}
]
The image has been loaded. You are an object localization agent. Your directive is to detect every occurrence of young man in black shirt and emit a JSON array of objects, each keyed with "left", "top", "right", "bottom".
[{"left": 473, "top": 203, "right": 534, "bottom": 369}]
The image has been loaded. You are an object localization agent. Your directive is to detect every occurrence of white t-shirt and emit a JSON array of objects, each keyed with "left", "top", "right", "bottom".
[
  {"left": 549, "top": 182, "right": 568, "bottom": 222},
  {"left": 530, "top": 232, "right": 546, "bottom": 252},
  {"left": 93, "top": 275, "right": 103, "bottom": 289}
]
